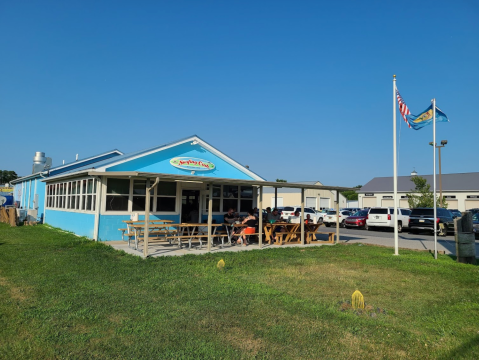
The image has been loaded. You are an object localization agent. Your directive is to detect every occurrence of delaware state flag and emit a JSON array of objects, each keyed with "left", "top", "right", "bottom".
[{"left": 406, "top": 105, "right": 449, "bottom": 130}]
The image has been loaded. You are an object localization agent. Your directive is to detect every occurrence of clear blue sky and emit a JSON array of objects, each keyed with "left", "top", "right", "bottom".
[{"left": 1, "top": 0, "right": 478, "bottom": 187}]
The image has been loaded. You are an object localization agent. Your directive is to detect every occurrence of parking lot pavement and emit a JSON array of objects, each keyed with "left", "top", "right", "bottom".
[{"left": 332, "top": 227, "right": 479, "bottom": 257}]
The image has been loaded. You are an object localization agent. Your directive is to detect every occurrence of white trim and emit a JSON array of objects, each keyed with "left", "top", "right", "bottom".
[
  {"left": 48, "top": 150, "right": 123, "bottom": 172},
  {"left": 93, "top": 177, "right": 103, "bottom": 240},
  {"left": 94, "top": 136, "right": 265, "bottom": 181},
  {"left": 45, "top": 176, "right": 97, "bottom": 214}
]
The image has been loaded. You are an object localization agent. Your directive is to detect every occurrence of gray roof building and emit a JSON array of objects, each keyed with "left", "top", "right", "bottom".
[{"left": 359, "top": 173, "right": 479, "bottom": 193}]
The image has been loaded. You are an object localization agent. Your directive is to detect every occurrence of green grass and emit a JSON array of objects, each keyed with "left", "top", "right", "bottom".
[{"left": 0, "top": 223, "right": 478, "bottom": 359}]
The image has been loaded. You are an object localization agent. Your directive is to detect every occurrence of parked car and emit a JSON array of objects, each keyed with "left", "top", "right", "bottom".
[
  {"left": 408, "top": 207, "right": 455, "bottom": 235},
  {"left": 323, "top": 210, "right": 351, "bottom": 227},
  {"left": 314, "top": 210, "right": 323, "bottom": 222},
  {"left": 343, "top": 207, "right": 360, "bottom": 214},
  {"left": 466, "top": 208, "right": 479, "bottom": 216},
  {"left": 366, "top": 207, "right": 411, "bottom": 232},
  {"left": 473, "top": 213, "right": 479, "bottom": 239},
  {"left": 344, "top": 209, "right": 370, "bottom": 229},
  {"left": 281, "top": 206, "right": 320, "bottom": 223},
  {"left": 316, "top": 209, "right": 329, "bottom": 221},
  {"left": 449, "top": 209, "right": 462, "bottom": 218}
]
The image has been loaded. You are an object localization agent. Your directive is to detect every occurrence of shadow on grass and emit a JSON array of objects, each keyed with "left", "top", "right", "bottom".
[{"left": 436, "top": 334, "right": 479, "bottom": 360}]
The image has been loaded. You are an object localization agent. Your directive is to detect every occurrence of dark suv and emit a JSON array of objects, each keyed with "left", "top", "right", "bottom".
[{"left": 409, "top": 208, "right": 455, "bottom": 234}]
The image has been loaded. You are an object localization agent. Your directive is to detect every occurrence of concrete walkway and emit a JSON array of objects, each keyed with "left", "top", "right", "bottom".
[
  {"left": 104, "top": 230, "right": 479, "bottom": 258},
  {"left": 106, "top": 240, "right": 335, "bottom": 257}
]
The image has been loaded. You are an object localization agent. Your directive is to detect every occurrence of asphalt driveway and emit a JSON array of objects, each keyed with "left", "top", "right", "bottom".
[{"left": 331, "top": 226, "right": 479, "bottom": 257}]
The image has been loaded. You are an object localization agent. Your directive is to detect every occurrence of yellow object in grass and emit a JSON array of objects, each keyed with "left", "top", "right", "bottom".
[
  {"left": 217, "top": 259, "right": 225, "bottom": 270},
  {"left": 352, "top": 290, "right": 364, "bottom": 309}
]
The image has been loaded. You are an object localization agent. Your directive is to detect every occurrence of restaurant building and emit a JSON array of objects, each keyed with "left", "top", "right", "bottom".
[
  {"left": 358, "top": 172, "right": 479, "bottom": 211},
  {"left": 39, "top": 135, "right": 352, "bottom": 242},
  {"left": 10, "top": 150, "right": 123, "bottom": 222}
]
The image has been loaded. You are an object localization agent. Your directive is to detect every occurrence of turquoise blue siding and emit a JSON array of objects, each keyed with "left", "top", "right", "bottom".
[
  {"left": 14, "top": 184, "right": 22, "bottom": 205},
  {"left": 13, "top": 178, "right": 46, "bottom": 221},
  {"left": 45, "top": 210, "right": 95, "bottom": 238},
  {"left": 36, "top": 180, "right": 46, "bottom": 221},
  {"left": 107, "top": 143, "right": 255, "bottom": 180},
  {"left": 98, "top": 214, "right": 180, "bottom": 241},
  {"left": 201, "top": 214, "right": 224, "bottom": 224}
]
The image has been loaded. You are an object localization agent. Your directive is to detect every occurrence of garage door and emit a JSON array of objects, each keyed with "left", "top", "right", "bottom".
[
  {"left": 306, "top": 197, "right": 316, "bottom": 209},
  {"left": 465, "top": 200, "right": 479, "bottom": 210},
  {"left": 381, "top": 199, "right": 394, "bottom": 207},
  {"left": 446, "top": 199, "right": 458, "bottom": 209},
  {"left": 399, "top": 199, "right": 409, "bottom": 208},
  {"left": 271, "top": 197, "right": 283, "bottom": 208},
  {"left": 320, "top": 198, "right": 330, "bottom": 209},
  {"left": 362, "top": 197, "right": 376, "bottom": 208}
]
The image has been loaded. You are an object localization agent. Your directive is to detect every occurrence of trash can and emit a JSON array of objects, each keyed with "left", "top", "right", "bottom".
[{"left": 455, "top": 212, "right": 477, "bottom": 265}]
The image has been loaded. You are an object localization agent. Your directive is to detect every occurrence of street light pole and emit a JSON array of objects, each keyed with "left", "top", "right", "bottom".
[{"left": 429, "top": 140, "right": 448, "bottom": 207}]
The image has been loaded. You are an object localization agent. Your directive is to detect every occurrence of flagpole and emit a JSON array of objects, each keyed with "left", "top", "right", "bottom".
[
  {"left": 393, "top": 75, "right": 399, "bottom": 256},
  {"left": 433, "top": 98, "right": 437, "bottom": 260}
]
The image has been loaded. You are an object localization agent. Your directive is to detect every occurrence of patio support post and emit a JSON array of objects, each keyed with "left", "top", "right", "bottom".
[
  {"left": 207, "top": 183, "right": 213, "bottom": 252},
  {"left": 274, "top": 187, "right": 278, "bottom": 209},
  {"left": 301, "top": 188, "right": 305, "bottom": 245},
  {"left": 335, "top": 190, "right": 340, "bottom": 243},
  {"left": 259, "top": 186, "right": 263, "bottom": 248},
  {"left": 143, "top": 177, "right": 159, "bottom": 257}
]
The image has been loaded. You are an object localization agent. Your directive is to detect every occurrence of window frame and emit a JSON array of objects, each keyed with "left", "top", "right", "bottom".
[{"left": 45, "top": 177, "right": 98, "bottom": 213}]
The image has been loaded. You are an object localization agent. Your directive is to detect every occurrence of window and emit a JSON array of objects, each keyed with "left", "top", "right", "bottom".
[
  {"left": 106, "top": 178, "right": 129, "bottom": 211},
  {"left": 223, "top": 185, "right": 238, "bottom": 212},
  {"left": 239, "top": 186, "right": 253, "bottom": 212},
  {"left": 205, "top": 184, "right": 256, "bottom": 213},
  {"left": 132, "top": 179, "right": 154, "bottom": 211},
  {"left": 156, "top": 181, "right": 177, "bottom": 212},
  {"left": 204, "top": 185, "right": 221, "bottom": 212},
  {"left": 46, "top": 178, "right": 97, "bottom": 212},
  {"left": 370, "top": 208, "right": 388, "bottom": 214}
]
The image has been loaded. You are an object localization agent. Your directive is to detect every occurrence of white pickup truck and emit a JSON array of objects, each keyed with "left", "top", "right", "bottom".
[{"left": 366, "top": 207, "right": 411, "bottom": 232}]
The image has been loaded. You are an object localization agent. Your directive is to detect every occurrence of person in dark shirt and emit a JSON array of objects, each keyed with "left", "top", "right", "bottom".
[{"left": 224, "top": 208, "right": 236, "bottom": 224}]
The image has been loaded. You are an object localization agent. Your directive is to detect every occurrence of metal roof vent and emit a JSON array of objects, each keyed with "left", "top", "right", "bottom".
[{"left": 32, "top": 152, "right": 52, "bottom": 174}]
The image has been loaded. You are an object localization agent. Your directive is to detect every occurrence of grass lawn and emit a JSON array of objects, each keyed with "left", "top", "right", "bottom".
[{"left": 1, "top": 223, "right": 478, "bottom": 359}]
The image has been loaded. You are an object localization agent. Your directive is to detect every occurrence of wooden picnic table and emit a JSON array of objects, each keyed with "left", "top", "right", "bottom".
[
  {"left": 263, "top": 222, "right": 300, "bottom": 245},
  {"left": 130, "top": 223, "right": 178, "bottom": 250},
  {"left": 119, "top": 219, "right": 174, "bottom": 242},
  {"left": 264, "top": 222, "right": 330, "bottom": 245},
  {"left": 166, "top": 223, "right": 225, "bottom": 249}
]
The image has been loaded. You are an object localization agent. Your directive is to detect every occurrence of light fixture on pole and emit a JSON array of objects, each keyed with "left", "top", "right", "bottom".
[{"left": 429, "top": 140, "right": 448, "bottom": 207}]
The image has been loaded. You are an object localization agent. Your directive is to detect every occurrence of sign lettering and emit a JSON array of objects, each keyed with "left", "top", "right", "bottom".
[{"left": 170, "top": 157, "right": 215, "bottom": 171}]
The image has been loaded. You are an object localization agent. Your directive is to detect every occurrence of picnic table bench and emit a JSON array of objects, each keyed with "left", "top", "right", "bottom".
[{"left": 272, "top": 223, "right": 335, "bottom": 245}]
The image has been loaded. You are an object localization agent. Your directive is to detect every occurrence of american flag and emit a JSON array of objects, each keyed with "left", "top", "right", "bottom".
[{"left": 396, "top": 89, "right": 411, "bottom": 128}]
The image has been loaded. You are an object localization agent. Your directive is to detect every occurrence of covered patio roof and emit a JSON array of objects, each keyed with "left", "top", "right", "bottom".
[{"left": 86, "top": 171, "right": 354, "bottom": 192}]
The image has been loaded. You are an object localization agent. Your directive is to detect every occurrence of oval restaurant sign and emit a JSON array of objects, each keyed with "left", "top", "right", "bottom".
[{"left": 170, "top": 157, "right": 215, "bottom": 171}]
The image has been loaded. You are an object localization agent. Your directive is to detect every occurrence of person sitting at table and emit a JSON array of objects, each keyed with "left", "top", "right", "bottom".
[
  {"left": 264, "top": 207, "right": 271, "bottom": 222},
  {"left": 288, "top": 210, "right": 301, "bottom": 224},
  {"left": 267, "top": 208, "right": 282, "bottom": 223},
  {"left": 305, "top": 214, "right": 313, "bottom": 224},
  {"left": 236, "top": 209, "right": 257, "bottom": 246},
  {"left": 267, "top": 208, "right": 283, "bottom": 242},
  {"left": 224, "top": 208, "right": 237, "bottom": 224}
]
